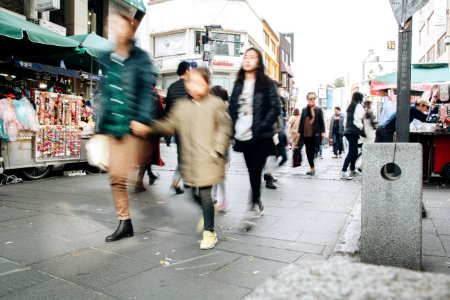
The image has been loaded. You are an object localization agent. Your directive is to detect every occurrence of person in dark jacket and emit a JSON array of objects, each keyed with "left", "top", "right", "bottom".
[
  {"left": 375, "top": 98, "right": 430, "bottom": 142},
  {"left": 228, "top": 47, "right": 280, "bottom": 219},
  {"left": 298, "top": 92, "right": 325, "bottom": 175},
  {"left": 96, "top": 13, "right": 158, "bottom": 242},
  {"left": 165, "top": 61, "right": 191, "bottom": 194},
  {"left": 329, "top": 106, "right": 345, "bottom": 158},
  {"left": 340, "top": 92, "right": 364, "bottom": 180}
]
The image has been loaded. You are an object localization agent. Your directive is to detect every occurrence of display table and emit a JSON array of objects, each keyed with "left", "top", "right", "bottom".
[{"left": 410, "top": 131, "right": 450, "bottom": 182}]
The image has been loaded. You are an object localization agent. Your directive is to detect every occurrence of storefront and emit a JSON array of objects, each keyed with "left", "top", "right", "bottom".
[
  {"left": 0, "top": 61, "right": 96, "bottom": 179},
  {"left": 371, "top": 64, "right": 450, "bottom": 182}
]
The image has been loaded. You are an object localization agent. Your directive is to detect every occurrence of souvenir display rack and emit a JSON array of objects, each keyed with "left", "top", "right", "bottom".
[{"left": 33, "top": 92, "right": 82, "bottom": 162}]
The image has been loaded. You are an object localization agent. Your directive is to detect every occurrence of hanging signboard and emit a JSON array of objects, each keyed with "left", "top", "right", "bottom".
[
  {"left": 389, "top": 0, "right": 429, "bottom": 26},
  {"left": 35, "top": 0, "right": 61, "bottom": 12}
]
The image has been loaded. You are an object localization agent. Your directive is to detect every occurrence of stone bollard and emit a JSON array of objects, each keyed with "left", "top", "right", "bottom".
[{"left": 361, "top": 143, "right": 422, "bottom": 270}]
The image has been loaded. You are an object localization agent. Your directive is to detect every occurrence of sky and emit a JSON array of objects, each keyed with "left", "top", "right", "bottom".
[{"left": 246, "top": 0, "right": 399, "bottom": 96}]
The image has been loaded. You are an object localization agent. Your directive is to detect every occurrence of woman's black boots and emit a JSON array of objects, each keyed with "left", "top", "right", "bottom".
[{"left": 105, "top": 219, "right": 134, "bottom": 242}]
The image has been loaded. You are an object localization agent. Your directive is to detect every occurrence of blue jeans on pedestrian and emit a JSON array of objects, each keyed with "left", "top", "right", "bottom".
[{"left": 332, "top": 133, "right": 343, "bottom": 156}]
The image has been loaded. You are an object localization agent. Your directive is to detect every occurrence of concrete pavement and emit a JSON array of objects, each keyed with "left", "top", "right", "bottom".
[{"left": 0, "top": 145, "right": 448, "bottom": 299}]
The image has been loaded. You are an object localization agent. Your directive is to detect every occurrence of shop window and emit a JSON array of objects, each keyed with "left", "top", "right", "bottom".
[{"left": 194, "top": 31, "right": 241, "bottom": 57}]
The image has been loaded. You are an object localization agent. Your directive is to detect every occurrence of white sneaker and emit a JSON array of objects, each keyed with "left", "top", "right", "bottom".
[
  {"left": 350, "top": 170, "right": 360, "bottom": 177},
  {"left": 340, "top": 172, "right": 353, "bottom": 180}
]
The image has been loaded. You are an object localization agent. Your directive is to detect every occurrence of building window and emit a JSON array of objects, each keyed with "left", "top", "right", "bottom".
[
  {"left": 272, "top": 64, "right": 276, "bottom": 78},
  {"left": 437, "top": 34, "right": 446, "bottom": 58},
  {"left": 281, "top": 49, "right": 285, "bottom": 62},
  {"left": 154, "top": 32, "right": 186, "bottom": 58},
  {"left": 264, "top": 32, "right": 270, "bottom": 46},
  {"left": 286, "top": 53, "right": 290, "bottom": 65},
  {"left": 194, "top": 31, "right": 241, "bottom": 57},
  {"left": 427, "top": 45, "right": 435, "bottom": 62},
  {"left": 271, "top": 40, "right": 276, "bottom": 54},
  {"left": 427, "top": 11, "right": 434, "bottom": 36},
  {"left": 419, "top": 26, "right": 424, "bottom": 45}
]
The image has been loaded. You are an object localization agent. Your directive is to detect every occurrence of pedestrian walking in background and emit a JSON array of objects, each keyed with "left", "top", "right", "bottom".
[
  {"left": 329, "top": 106, "right": 344, "bottom": 158},
  {"left": 263, "top": 113, "right": 284, "bottom": 190},
  {"left": 210, "top": 85, "right": 230, "bottom": 212},
  {"left": 355, "top": 100, "right": 377, "bottom": 173},
  {"left": 135, "top": 90, "right": 166, "bottom": 193},
  {"left": 340, "top": 92, "right": 365, "bottom": 180},
  {"left": 96, "top": 13, "right": 158, "bottom": 242},
  {"left": 228, "top": 47, "right": 280, "bottom": 223},
  {"left": 131, "top": 68, "right": 232, "bottom": 250},
  {"left": 298, "top": 92, "right": 325, "bottom": 176},
  {"left": 288, "top": 108, "right": 300, "bottom": 148},
  {"left": 165, "top": 61, "right": 192, "bottom": 195}
]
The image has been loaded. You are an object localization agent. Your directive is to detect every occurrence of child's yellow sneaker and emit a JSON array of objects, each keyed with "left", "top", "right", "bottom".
[{"left": 200, "top": 231, "right": 217, "bottom": 250}]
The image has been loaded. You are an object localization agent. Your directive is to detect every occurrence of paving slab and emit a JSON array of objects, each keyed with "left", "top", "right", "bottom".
[
  {"left": 422, "top": 255, "right": 450, "bottom": 274},
  {"left": 101, "top": 266, "right": 251, "bottom": 300},
  {"left": 0, "top": 259, "right": 53, "bottom": 297},
  {"left": 440, "top": 235, "right": 450, "bottom": 256},
  {"left": 128, "top": 239, "right": 241, "bottom": 276},
  {"left": 215, "top": 240, "right": 302, "bottom": 263},
  {"left": 296, "top": 232, "right": 339, "bottom": 246},
  {"left": 0, "top": 234, "right": 85, "bottom": 265},
  {"left": 1, "top": 278, "right": 114, "bottom": 300},
  {"left": 0, "top": 206, "right": 41, "bottom": 222},
  {"left": 31, "top": 248, "right": 156, "bottom": 289},
  {"left": 422, "top": 233, "right": 447, "bottom": 257},
  {"left": 208, "top": 256, "right": 288, "bottom": 289},
  {"left": 0, "top": 225, "right": 34, "bottom": 243}
]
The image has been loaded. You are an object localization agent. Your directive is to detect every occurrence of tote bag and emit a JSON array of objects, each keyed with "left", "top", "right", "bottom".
[{"left": 86, "top": 134, "right": 109, "bottom": 171}]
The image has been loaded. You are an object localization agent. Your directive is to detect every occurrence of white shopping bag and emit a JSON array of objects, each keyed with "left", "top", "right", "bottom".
[{"left": 86, "top": 134, "right": 109, "bottom": 171}]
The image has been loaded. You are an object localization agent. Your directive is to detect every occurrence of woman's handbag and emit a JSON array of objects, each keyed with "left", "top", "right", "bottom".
[
  {"left": 86, "top": 134, "right": 109, "bottom": 171},
  {"left": 292, "top": 147, "right": 302, "bottom": 168}
]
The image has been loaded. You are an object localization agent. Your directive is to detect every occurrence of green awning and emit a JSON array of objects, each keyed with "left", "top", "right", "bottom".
[
  {"left": 64, "top": 33, "right": 115, "bottom": 72},
  {"left": 0, "top": 11, "right": 81, "bottom": 66},
  {"left": 0, "top": 11, "right": 79, "bottom": 48},
  {"left": 373, "top": 63, "right": 450, "bottom": 84},
  {"left": 69, "top": 33, "right": 115, "bottom": 57},
  {"left": 122, "top": 0, "right": 146, "bottom": 13}
]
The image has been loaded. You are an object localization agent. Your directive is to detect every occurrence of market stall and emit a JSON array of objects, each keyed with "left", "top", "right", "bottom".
[
  {"left": 0, "top": 87, "right": 94, "bottom": 179},
  {"left": 371, "top": 63, "right": 450, "bottom": 182}
]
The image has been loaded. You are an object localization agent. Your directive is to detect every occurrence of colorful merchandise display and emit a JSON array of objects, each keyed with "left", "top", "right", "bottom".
[
  {"left": 35, "top": 125, "right": 81, "bottom": 161},
  {"left": 34, "top": 92, "right": 82, "bottom": 126},
  {"left": 0, "top": 97, "right": 20, "bottom": 141},
  {"left": 31, "top": 92, "right": 83, "bottom": 161},
  {"left": 13, "top": 97, "right": 39, "bottom": 131}
]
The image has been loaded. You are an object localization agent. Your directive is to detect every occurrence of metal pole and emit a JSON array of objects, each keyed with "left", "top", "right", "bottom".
[
  {"left": 89, "top": 57, "right": 93, "bottom": 99},
  {"left": 395, "top": 17, "right": 412, "bottom": 143}
]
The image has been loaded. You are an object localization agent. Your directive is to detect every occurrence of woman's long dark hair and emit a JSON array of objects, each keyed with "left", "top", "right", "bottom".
[
  {"left": 347, "top": 91, "right": 364, "bottom": 115},
  {"left": 235, "top": 47, "right": 271, "bottom": 91}
]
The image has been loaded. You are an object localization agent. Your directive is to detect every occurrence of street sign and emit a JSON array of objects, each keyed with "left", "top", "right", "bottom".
[
  {"left": 35, "top": 0, "right": 60, "bottom": 12},
  {"left": 389, "top": 0, "right": 429, "bottom": 26}
]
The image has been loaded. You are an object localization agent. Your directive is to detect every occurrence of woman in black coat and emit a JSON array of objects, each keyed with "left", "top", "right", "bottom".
[
  {"left": 228, "top": 47, "right": 280, "bottom": 219},
  {"left": 298, "top": 92, "right": 325, "bottom": 175}
]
